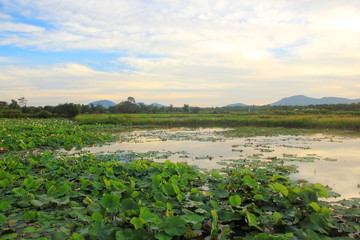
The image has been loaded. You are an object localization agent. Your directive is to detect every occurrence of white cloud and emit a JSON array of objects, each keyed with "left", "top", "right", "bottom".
[
  {"left": 0, "top": 56, "right": 14, "bottom": 63},
  {"left": 0, "top": 13, "right": 12, "bottom": 19},
  {"left": 0, "top": 0, "right": 359, "bottom": 105},
  {"left": 0, "top": 21, "right": 44, "bottom": 32}
]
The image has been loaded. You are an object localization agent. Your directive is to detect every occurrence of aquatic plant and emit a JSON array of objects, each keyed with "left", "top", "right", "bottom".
[
  {"left": 0, "top": 151, "right": 358, "bottom": 239},
  {"left": 0, "top": 118, "right": 115, "bottom": 152}
]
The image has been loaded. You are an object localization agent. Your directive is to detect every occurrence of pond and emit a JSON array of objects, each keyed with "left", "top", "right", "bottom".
[{"left": 78, "top": 127, "right": 360, "bottom": 200}]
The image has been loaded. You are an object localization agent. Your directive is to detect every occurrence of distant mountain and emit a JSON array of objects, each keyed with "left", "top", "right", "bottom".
[
  {"left": 271, "top": 95, "right": 360, "bottom": 106},
  {"left": 89, "top": 100, "right": 116, "bottom": 108},
  {"left": 224, "top": 103, "right": 248, "bottom": 107},
  {"left": 150, "top": 103, "right": 168, "bottom": 108}
]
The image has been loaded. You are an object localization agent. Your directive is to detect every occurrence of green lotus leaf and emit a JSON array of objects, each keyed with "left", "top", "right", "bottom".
[
  {"left": 309, "top": 202, "right": 321, "bottom": 212},
  {"left": 154, "top": 192, "right": 168, "bottom": 202},
  {"left": 161, "top": 183, "right": 176, "bottom": 196},
  {"left": 344, "top": 208, "right": 360, "bottom": 217},
  {"left": 51, "top": 196, "right": 70, "bottom": 206},
  {"left": 164, "top": 216, "right": 186, "bottom": 237},
  {"left": 91, "top": 212, "right": 103, "bottom": 222},
  {"left": 139, "top": 208, "right": 162, "bottom": 225},
  {"left": 51, "top": 231, "right": 68, "bottom": 240},
  {"left": 0, "top": 232, "right": 18, "bottom": 240},
  {"left": 130, "top": 217, "right": 145, "bottom": 230},
  {"left": 88, "top": 221, "right": 116, "bottom": 240},
  {"left": 51, "top": 184, "right": 71, "bottom": 198},
  {"left": 151, "top": 174, "right": 162, "bottom": 188},
  {"left": 12, "top": 187, "right": 27, "bottom": 197},
  {"left": 69, "top": 233, "right": 85, "bottom": 240},
  {"left": 229, "top": 194, "right": 242, "bottom": 207},
  {"left": 100, "top": 193, "right": 120, "bottom": 211},
  {"left": 155, "top": 233, "right": 172, "bottom": 240},
  {"left": 0, "top": 201, "right": 11, "bottom": 211},
  {"left": 243, "top": 175, "right": 258, "bottom": 189},
  {"left": 246, "top": 212, "right": 263, "bottom": 231},
  {"left": 0, "top": 214, "right": 6, "bottom": 225},
  {"left": 182, "top": 209, "right": 205, "bottom": 224},
  {"left": 120, "top": 198, "right": 139, "bottom": 212},
  {"left": 269, "top": 182, "right": 289, "bottom": 197},
  {"left": 273, "top": 212, "right": 283, "bottom": 224},
  {"left": 22, "top": 210, "right": 37, "bottom": 221},
  {"left": 298, "top": 189, "right": 317, "bottom": 204}
]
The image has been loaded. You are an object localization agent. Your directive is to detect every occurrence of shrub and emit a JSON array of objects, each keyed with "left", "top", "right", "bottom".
[
  {"left": 0, "top": 109, "right": 24, "bottom": 118},
  {"left": 37, "top": 110, "right": 53, "bottom": 118}
]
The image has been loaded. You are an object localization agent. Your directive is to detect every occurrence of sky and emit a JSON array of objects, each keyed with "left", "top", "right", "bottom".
[{"left": 0, "top": 0, "right": 359, "bottom": 107}]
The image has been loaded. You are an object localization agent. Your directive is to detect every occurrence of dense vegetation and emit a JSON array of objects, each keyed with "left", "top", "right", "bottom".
[
  {"left": 74, "top": 113, "right": 360, "bottom": 131},
  {"left": 1, "top": 97, "right": 360, "bottom": 119},
  {"left": 1, "top": 97, "right": 360, "bottom": 239},
  {"left": 0, "top": 119, "right": 117, "bottom": 152},
  {"left": 0, "top": 119, "right": 359, "bottom": 239},
  {"left": 1, "top": 150, "right": 359, "bottom": 240}
]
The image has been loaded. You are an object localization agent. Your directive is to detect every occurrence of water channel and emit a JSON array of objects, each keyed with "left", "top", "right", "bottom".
[{"left": 79, "top": 128, "right": 360, "bottom": 200}]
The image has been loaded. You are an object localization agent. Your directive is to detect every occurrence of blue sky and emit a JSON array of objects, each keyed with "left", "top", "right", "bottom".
[{"left": 0, "top": 0, "right": 359, "bottom": 106}]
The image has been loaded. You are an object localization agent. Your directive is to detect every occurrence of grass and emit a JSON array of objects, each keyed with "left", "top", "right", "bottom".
[{"left": 75, "top": 113, "right": 360, "bottom": 130}]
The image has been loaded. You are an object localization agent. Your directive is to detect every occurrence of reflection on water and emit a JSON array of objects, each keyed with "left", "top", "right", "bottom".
[{"left": 80, "top": 128, "right": 360, "bottom": 199}]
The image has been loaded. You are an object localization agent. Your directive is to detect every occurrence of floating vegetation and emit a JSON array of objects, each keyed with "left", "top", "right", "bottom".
[
  {"left": 195, "top": 155, "right": 213, "bottom": 160},
  {"left": 1, "top": 151, "right": 359, "bottom": 239},
  {"left": 231, "top": 149, "right": 243, "bottom": 152},
  {"left": 1, "top": 119, "right": 359, "bottom": 239},
  {"left": 0, "top": 118, "right": 115, "bottom": 152}
]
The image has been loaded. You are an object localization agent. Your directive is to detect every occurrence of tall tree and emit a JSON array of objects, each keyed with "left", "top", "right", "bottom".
[
  {"left": 18, "top": 97, "right": 28, "bottom": 107},
  {"left": 0, "top": 101, "right": 8, "bottom": 109},
  {"left": 127, "top": 96, "right": 136, "bottom": 104},
  {"left": 183, "top": 104, "right": 190, "bottom": 113},
  {"left": 9, "top": 99, "right": 20, "bottom": 110},
  {"left": 54, "top": 103, "right": 81, "bottom": 118}
]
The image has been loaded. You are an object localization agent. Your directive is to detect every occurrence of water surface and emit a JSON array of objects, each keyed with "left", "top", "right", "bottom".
[{"left": 80, "top": 128, "right": 360, "bottom": 199}]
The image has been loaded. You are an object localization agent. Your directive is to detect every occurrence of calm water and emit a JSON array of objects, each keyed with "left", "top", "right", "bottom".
[{"left": 79, "top": 128, "right": 360, "bottom": 199}]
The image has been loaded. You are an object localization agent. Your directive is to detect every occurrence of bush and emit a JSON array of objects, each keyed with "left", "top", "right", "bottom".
[
  {"left": 37, "top": 110, "right": 53, "bottom": 118},
  {"left": 0, "top": 109, "right": 24, "bottom": 118},
  {"left": 54, "top": 103, "right": 81, "bottom": 118}
]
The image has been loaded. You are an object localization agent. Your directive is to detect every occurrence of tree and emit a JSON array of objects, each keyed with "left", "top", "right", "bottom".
[
  {"left": 43, "top": 105, "right": 55, "bottom": 113},
  {"left": 18, "top": 97, "right": 28, "bottom": 107},
  {"left": 183, "top": 104, "right": 190, "bottom": 113},
  {"left": 94, "top": 104, "right": 106, "bottom": 113},
  {"left": 54, "top": 103, "right": 81, "bottom": 118},
  {"left": 0, "top": 101, "right": 8, "bottom": 109},
  {"left": 9, "top": 99, "right": 20, "bottom": 110},
  {"left": 127, "top": 96, "right": 136, "bottom": 104},
  {"left": 191, "top": 107, "right": 201, "bottom": 114},
  {"left": 82, "top": 104, "right": 91, "bottom": 114}
]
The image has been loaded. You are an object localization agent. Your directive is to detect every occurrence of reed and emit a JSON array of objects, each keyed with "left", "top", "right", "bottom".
[{"left": 75, "top": 113, "right": 360, "bottom": 130}]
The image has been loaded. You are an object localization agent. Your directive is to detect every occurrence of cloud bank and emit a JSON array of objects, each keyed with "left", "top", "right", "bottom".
[{"left": 0, "top": 0, "right": 359, "bottom": 106}]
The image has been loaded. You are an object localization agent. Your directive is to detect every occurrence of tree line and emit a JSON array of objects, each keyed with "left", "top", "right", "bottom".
[
  {"left": 0, "top": 97, "right": 199, "bottom": 118},
  {"left": 1, "top": 96, "right": 360, "bottom": 119}
]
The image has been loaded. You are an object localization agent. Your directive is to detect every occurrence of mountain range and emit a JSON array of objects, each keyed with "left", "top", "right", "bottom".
[
  {"left": 89, "top": 95, "right": 360, "bottom": 108},
  {"left": 88, "top": 100, "right": 167, "bottom": 108},
  {"left": 270, "top": 95, "right": 360, "bottom": 106},
  {"left": 223, "top": 103, "right": 248, "bottom": 107},
  {"left": 88, "top": 100, "right": 116, "bottom": 108}
]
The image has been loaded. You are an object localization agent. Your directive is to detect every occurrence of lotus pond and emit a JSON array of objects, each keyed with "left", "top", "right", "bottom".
[
  {"left": 76, "top": 127, "right": 360, "bottom": 200},
  {"left": 1, "top": 119, "right": 360, "bottom": 239}
]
